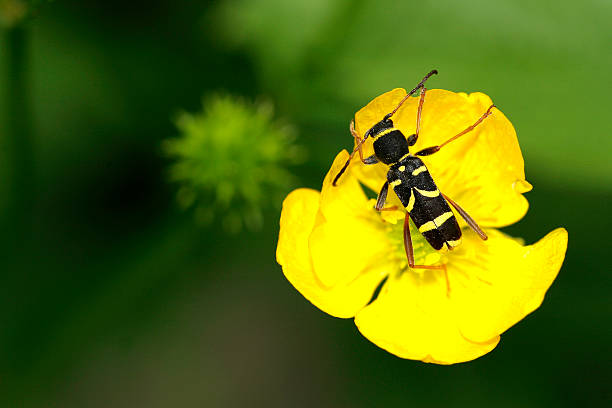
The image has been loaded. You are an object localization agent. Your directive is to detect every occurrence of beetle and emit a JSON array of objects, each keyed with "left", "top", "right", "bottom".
[{"left": 333, "top": 70, "right": 492, "bottom": 275}]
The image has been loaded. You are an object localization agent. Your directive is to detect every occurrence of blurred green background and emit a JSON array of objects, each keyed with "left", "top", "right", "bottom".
[{"left": 1, "top": 0, "right": 610, "bottom": 407}]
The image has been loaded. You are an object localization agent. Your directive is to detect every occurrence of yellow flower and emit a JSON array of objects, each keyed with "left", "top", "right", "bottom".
[{"left": 276, "top": 88, "right": 568, "bottom": 364}]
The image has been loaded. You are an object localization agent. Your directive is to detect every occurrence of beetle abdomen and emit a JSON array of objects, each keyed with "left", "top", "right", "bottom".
[
  {"left": 409, "top": 192, "right": 461, "bottom": 250},
  {"left": 388, "top": 156, "right": 462, "bottom": 250}
]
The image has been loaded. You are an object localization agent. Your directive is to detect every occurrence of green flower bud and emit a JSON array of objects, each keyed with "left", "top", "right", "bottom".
[{"left": 164, "top": 94, "right": 304, "bottom": 232}]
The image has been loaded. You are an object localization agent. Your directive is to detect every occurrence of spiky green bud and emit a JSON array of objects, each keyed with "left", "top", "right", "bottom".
[{"left": 164, "top": 94, "right": 304, "bottom": 232}]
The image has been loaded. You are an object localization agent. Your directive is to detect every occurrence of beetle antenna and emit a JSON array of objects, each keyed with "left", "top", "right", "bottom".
[
  {"left": 332, "top": 134, "right": 369, "bottom": 186},
  {"left": 386, "top": 69, "right": 438, "bottom": 119}
]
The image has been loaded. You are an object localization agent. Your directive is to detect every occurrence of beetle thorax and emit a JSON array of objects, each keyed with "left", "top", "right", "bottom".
[{"left": 369, "top": 118, "right": 409, "bottom": 165}]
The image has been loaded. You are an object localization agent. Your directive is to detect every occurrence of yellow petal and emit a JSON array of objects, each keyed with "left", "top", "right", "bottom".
[
  {"left": 355, "top": 269, "right": 500, "bottom": 364},
  {"left": 353, "top": 88, "right": 530, "bottom": 228},
  {"left": 449, "top": 228, "right": 568, "bottom": 343},
  {"left": 311, "top": 151, "right": 394, "bottom": 306},
  {"left": 317, "top": 150, "right": 372, "bottom": 223},
  {"left": 355, "top": 227, "right": 567, "bottom": 363},
  {"left": 276, "top": 153, "right": 393, "bottom": 318}
]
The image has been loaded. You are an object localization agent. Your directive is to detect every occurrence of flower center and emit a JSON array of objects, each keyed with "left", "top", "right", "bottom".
[{"left": 382, "top": 213, "right": 447, "bottom": 275}]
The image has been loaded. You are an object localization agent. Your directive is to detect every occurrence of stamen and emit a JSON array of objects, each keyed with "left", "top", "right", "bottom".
[{"left": 382, "top": 214, "right": 448, "bottom": 275}]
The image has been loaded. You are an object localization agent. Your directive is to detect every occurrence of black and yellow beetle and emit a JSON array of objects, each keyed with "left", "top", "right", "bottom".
[{"left": 333, "top": 70, "right": 492, "bottom": 272}]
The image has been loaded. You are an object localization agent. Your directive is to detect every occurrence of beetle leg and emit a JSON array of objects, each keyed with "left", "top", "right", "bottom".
[
  {"left": 404, "top": 212, "right": 450, "bottom": 297},
  {"left": 373, "top": 181, "right": 399, "bottom": 213},
  {"left": 442, "top": 193, "right": 488, "bottom": 240},
  {"left": 375, "top": 181, "right": 389, "bottom": 211},
  {"left": 333, "top": 122, "right": 376, "bottom": 186},
  {"left": 407, "top": 86, "right": 427, "bottom": 147},
  {"left": 349, "top": 120, "right": 366, "bottom": 163},
  {"left": 350, "top": 120, "right": 380, "bottom": 165}
]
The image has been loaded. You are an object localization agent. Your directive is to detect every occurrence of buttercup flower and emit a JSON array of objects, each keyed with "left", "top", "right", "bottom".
[{"left": 276, "top": 88, "right": 568, "bottom": 364}]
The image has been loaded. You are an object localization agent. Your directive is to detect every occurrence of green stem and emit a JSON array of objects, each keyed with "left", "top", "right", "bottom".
[{"left": 4, "top": 22, "right": 33, "bottom": 233}]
